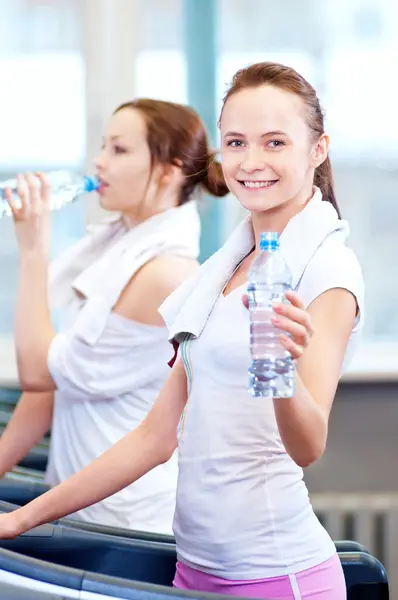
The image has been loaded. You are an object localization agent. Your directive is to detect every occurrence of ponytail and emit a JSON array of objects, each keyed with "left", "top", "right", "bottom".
[
  {"left": 314, "top": 157, "right": 341, "bottom": 218},
  {"left": 200, "top": 156, "right": 229, "bottom": 198}
]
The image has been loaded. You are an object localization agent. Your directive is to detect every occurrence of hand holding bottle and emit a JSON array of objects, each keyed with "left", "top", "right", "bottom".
[
  {"left": 5, "top": 172, "right": 51, "bottom": 255},
  {"left": 243, "top": 288, "right": 314, "bottom": 361}
]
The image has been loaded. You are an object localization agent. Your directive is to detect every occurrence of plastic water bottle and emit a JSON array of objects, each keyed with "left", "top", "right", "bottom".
[
  {"left": 247, "top": 231, "right": 295, "bottom": 398},
  {"left": 0, "top": 170, "right": 99, "bottom": 218}
]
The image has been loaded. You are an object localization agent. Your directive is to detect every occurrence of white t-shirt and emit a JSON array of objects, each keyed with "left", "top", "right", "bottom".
[
  {"left": 46, "top": 300, "right": 178, "bottom": 534},
  {"left": 45, "top": 202, "right": 201, "bottom": 534},
  {"left": 160, "top": 190, "right": 364, "bottom": 577}
]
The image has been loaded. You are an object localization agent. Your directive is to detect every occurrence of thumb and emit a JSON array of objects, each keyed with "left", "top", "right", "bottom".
[{"left": 242, "top": 293, "right": 249, "bottom": 310}]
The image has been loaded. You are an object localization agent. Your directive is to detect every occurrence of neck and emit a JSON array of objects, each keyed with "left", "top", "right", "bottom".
[
  {"left": 121, "top": 191, "right": 181, "bottom": 228},
  {"left": 251, "top": 186, "right": 315, "bottom": 255}
]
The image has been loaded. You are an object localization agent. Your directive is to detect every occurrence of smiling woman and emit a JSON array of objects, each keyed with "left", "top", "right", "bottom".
[
  {"left": 220, "top": 63, "right": 340, "bottom": 219},
  {"left": 160, "top": 62, "right": 361, "bottom": 600}
]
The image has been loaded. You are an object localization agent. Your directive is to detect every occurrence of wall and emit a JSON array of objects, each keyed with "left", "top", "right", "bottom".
[{"left": 306, "top": 381, "right": 398, "bottom": 493}]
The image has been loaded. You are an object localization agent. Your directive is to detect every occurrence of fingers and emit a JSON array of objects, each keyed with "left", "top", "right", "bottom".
[
  {"left": 4, "top": 173, "right": 49, "bottom": 219},
  {"left": 285, "top": 289, "right": 305, "bottom": 309},
  {"left": 26, "top": 172, "right": 45, "bottom": 215},
  {"left": 271, "top": 313, "right": 310, "bottom": 348},
  {"left": 16, "top": 173, "right": 30, "bottom": 215},
  {"left": 273, "top": 290, "right": 314, "bottom": 357},
  {"left": 4, "top": 174, "right": 29, "bottom": 219},
  {"left": 4, "top": 188, "right": 19, "bottom": 217},
  {"left": 36, "top": 172, "right": 50, "bottom": 208},
  {"left": 273, "top": 297, "right": 315, "bottom": 338},
  {"left": 279, "top": 333, "right": 305, "bottom": 360}
]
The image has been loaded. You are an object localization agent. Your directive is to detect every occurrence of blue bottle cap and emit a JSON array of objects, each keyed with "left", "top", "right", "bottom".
[
  {"left": 83, "top": 175, "right": 100, "bottom": 193},
  {"left": 260, "top": 231, "right": 279, "bottom": 251}
]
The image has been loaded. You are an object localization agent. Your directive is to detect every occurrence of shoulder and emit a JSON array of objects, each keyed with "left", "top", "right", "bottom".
[
  {"left": 314, "top": 239, "right": 361, "bottom": 282},
  {"left": 114, "top": 255, "right": 199, "bottom": 326},
  {"left": 134, "top": 255, "right": 199, "bottom": 292},
  {"left": 299, "top": 233, "right": 364, "bottom": 322}
]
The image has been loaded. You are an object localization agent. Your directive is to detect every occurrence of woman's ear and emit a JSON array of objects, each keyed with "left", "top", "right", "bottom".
[
  {"left": 155, "top": 160, "right": 184, "bottom": 189},
  {"left": 310, "top": 133, "right": 329, "bottom": 169},
  {"left": 164, "top": 160, "right": 184, "bottom": 185}
]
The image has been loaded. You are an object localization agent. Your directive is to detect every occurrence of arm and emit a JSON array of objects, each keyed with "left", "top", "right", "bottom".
[
  {"left": 0, "top": 392, "right": 53, "bottom": 477},
  {"left": 6, "top": 174, "right": 56, "bottom": 392},
  {"left": 7, "top": 172, "right": 197, "bottom": 393},
  {"left": 16, "top": 251, "right": 55, "bottom": 391},
  {"left": 113, "top": 255, "right": 199, "bottom": 326},
  {"left": 272, "top": 288, "right": 357, "bottom": 467},
  {"left": 0, "top": 359, "right": 187, "bottom": 538}
]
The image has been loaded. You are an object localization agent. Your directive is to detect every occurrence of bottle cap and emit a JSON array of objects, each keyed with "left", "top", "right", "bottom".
[
  {"left": 84, "top": 175, "right": 100, "bottom": 193},
  {"left": 260, "top": 231, "right": 279, "bottom": 251}
]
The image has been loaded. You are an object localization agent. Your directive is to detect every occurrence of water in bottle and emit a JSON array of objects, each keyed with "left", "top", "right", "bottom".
[
  {"left": 0, "top": 170, "right": 99, "bottom": 218},
  {"left": 247, "top": 231, "right": 295, "bottom": 398}
]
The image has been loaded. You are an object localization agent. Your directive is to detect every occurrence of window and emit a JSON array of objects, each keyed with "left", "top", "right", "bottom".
[
  {"left": 0, "top": 0, "right": 85, "bottom": 380},
  {"left": 218, "top": 0, "right": 398, "bottom": 378},
  {"left": 1, "top": 0, "right": 396, "bottom": 383},
  {"left": 135, "top": 0, "right": 186, "bottom": 103}
]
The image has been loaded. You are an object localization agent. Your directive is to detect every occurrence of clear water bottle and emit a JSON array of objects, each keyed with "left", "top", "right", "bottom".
[
  {"left": 247, "top": 231, "right": 295, "bottom": 398},
  {"left": 0, "top": 170, "right": 99, "bottom": 218}
]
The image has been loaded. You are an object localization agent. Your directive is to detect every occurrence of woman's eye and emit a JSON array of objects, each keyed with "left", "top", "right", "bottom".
[
  {"left": 227, "top": 140, "right": 244, "bottom": 148},
  {"left": 114, "top": 145, "right": 127, "bottom": 154},
  {"left": 268, "top": 140, "right": 285, "bottom": 148}
]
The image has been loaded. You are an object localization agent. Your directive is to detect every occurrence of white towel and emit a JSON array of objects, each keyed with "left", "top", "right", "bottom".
[
  {"left": 159, "top": 188, "right": 349, "bottom": 343},
  {"left": 49, "top": 201, "right": 201, "bottom": 345}
]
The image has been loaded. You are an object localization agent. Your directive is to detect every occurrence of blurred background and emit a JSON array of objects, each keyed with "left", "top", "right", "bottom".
[{"left": 0, "top": 0, "right": 397, "bottom": 593}]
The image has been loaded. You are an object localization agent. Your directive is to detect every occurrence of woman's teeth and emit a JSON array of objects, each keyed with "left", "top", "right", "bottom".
[{"left": 241, "top": 180, "right": 277, "bottom": 189}]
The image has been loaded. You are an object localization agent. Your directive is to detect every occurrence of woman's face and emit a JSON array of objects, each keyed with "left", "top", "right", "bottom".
[
  {"left": 94, "top": 108, "right": 155, "bottom": 217},
  {"left": 220, "top": 84, "right": 327, "bottom": 215}
]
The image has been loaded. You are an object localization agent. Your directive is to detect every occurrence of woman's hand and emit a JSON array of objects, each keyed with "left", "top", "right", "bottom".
[
  {"left": 0, "top": 511, "right": 24, "bottom": 540},
  {"left": 5, "top": 172, "right": 51, "bottom": 255},
  {"left": 271, "top": 290, "right": 314, "bottom": 359},
  {"left": 242, "top": 289, "right": 314, "bottom": 360}
]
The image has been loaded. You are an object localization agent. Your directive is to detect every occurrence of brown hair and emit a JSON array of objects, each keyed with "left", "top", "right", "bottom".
[
  {"left": 221, "top": 62, "right": 341, "bottom": 217},
  {"left": 115, "top": 99, "right": 229, "bottom": 205}
]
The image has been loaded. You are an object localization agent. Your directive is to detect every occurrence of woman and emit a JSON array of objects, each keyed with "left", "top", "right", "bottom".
[
  {"left": 0, "top": 98, "right": 228, "bottom": 534},
  {"left": 1, "top": 64, "right": 363, "bottom": 598}
]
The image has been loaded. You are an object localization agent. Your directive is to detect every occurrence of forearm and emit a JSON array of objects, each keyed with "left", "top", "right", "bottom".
[
  {"left": 16, "top": 252, "right": 55, "bottom": 390},
  {"left": 14, "top": 421, "right": 173, "bottom": 533},
  {"left": 0, "top": 392, "right": 53, "bottom": 476},
  {"left": 273, "top": 373, "right": 328, "bottom": 468}
]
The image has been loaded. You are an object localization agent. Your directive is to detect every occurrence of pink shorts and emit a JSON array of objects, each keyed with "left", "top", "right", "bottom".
[{"left": 173, "top": 554, "right": 347, "bottom": 599}]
